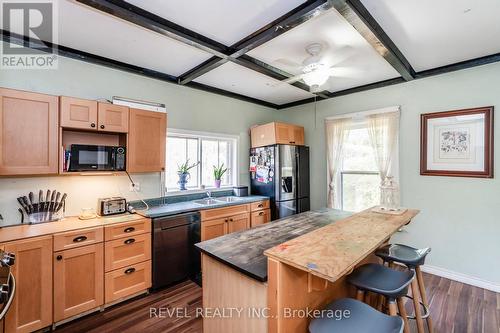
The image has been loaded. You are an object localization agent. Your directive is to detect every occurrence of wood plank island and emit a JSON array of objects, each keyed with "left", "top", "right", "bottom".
[{"left": 196, "top": 208, "right": 419, "bottom": 333}]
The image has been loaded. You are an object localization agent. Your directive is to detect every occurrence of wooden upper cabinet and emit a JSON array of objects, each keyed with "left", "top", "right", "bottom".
[
  {"left": 127, "top": 108, "right": 166, "bottom": 173},
  {"left": 97, "top": 102, "right": 129, "bottom": 133},
  {"left": 54, "top": 243, "right": 104, "bottom": 322},
  {"left": 60, "top": 96, "right": 98, "bottom": 130},
  {"left": 4, "top": 236, "right": 53, "bottom": 333},
  {"left": 251, "top": 122, "right": 305, "bottom": 148},
  {"left": 0, "top": 87, "right": 59, "bottom": 175}
]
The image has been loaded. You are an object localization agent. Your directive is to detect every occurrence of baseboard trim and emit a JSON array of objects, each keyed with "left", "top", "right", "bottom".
[{"left": 421, "top": 264, "right": 500, "bottom": 293}]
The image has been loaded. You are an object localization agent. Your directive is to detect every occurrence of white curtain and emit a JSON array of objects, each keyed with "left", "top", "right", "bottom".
[
  {"left": 366, "top": 111, "right": 400, "bottom": 182},
  {"left": 325, "top": 118, "right": 351, "bottom": 208}
]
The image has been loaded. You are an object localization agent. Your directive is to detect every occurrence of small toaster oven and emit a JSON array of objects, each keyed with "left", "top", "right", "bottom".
[{"left": 97, "top": 197, "right": 127, "bottom": 216}]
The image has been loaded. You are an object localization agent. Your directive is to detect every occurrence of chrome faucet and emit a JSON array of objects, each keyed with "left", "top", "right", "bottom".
[{"left": 206, "top": 191, "right": 212, "bottom": 200}]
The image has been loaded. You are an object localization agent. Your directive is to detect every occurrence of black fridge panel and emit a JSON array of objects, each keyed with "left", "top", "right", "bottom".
[
  {"left": 297, "top": 146, "right": 310, "bottom": 199},
  {"left": 250, "top": 146, "right": 276, "bottom": 199},
  {"left": 276, "top": 145, "right": 296, "bottom": 201},
  {"left": 298, "top": 197, "right": 310, "bottom": 214},
  {"left": 275, "top": 200, "right": 296, "bottom": 219}
]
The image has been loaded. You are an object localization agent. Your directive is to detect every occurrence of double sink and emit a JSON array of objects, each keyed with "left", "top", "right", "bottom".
[{"left": 193, "top": 196, "right": 243, "bottom": 206}]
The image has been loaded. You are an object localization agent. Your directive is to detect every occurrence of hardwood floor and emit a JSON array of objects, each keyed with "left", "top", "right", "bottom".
[{"left": 55, "top": 273, "right": 498, "bottom": 333}]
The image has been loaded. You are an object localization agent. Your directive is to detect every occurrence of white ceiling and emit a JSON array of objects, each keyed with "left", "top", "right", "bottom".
[
  {"left": 126, "top": 0, "right": 306, "bottom": 46},
  {"left": 361, "top": 0, "right": 500, "bottom": 71},
  {"left": 59, "top": 1, "right": 212, "bottom": 76},
  {"left": 194, "top": 62, "right": 315, "bottom": 104},
  {"left": 247, "top": 9, "right": 400, "bottom": 93}
]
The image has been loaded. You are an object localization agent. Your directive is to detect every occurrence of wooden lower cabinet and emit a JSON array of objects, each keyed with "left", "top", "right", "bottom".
[
  {"left": 53, "top": 243, "right": 104, "bottom": 322},
  {"left": 227, "top": 213, "right": 250, "bottom": 234},
  {"left": 105, "top": 260, "right": 151, "bottom": 303},
  {"left": 251, "top": 209, "right": 271, "bottom": 227},
  {"left": 104, "top": 233, "right": 151, "bottom": 272},
  {"left": 201, "top": 218, "right": 227, "bottom": 241},
  {"left": 4, "top": 236, "right": 53, "bottom": 333}
]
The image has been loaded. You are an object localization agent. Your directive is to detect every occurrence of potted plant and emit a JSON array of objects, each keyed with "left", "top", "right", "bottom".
[
  {"left": 177, "top": 159, "right": 199, "bottom": 190},
  {"left": 213, "top": 163, "right": 228, "bottom": 188}
]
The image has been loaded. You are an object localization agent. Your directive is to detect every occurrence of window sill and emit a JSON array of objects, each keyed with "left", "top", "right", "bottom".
[{"left": 164, "top": 186, "right": 234, "bottom": 197}]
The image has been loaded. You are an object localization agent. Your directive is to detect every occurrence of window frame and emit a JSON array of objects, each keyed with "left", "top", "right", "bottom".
[{"left": 165, "top": 128, "right": 239, "bottom": 193}]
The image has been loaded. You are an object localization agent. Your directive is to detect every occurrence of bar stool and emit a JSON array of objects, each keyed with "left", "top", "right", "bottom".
[
  {"left": 309, "top": 298, "right": 404, "bottom": 333},
  {"left": 376, "top": 244, "right": 433, "bottom": 333},
  {"left": 347, "top": 263, "right": 415, "bottom": 333}
]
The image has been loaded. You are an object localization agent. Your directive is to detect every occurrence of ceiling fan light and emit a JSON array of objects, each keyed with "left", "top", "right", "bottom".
[{"left": 302, "top": 69, "right": 330, "bottom": 87}]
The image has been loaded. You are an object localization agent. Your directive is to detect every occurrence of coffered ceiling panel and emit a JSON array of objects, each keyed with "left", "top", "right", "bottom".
[
  {"left": 59, "top": 1, "right": 212, "bottom": 76},
  {"left": 126, "top": 0, "right": 306, "bottom": 46},
  {"left": 194, "top": 62, "right": 315, "bottom": 105},
  {"left": 247, "top": 9, "right": 400, "bottom": 93},
  {"left": 361, "top": 0, "right": 500, "bottom": 71}
]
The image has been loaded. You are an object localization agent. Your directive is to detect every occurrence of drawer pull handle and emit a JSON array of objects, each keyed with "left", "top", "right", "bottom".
[
  {"left": 124, "top": 227, "right": 135, "bottom": 233},
  {"left": 257, "top": 204, "right": 263, "bottom": 208},
  {"left": 73, "top": 236, "right": 88, "bottom": 243},
  {"left": 124, "top": 268, "right": 136, "bottom": 275},
  {"left": 124, "top": 238, "right": 135, "bottom": 245},
  {"left": 259, "top": 212, "right": 264, "bottom": 216},
  {"left": 229, "top": 218, "right": 233, "bottom": 222}
]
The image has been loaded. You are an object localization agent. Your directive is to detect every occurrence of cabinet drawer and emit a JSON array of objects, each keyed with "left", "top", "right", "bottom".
[
  {"left": 105, "top": 260, "right": 151, "bottom": 303},
  {"left": 54, "top": 227, "right": 103, "bottom": 251},
  {"left": 105, "top": 233, "right": 151, "bottom": 272},
  {"left": 251, "top": 209, "right": 271, "bottom": 227},
  {"left": 250, "top": 200, "right": 270, "bottom": 212},
  {"left": 104, "top": 219, "right": 151, "bottom": 241},
  {"left": 200, "top": 204, "right": 249, "bottom": 221}
]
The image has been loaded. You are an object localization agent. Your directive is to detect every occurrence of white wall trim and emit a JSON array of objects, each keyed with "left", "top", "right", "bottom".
[
  {"left": 421, "top": 264, "right": 500, "bottom": 293},
  {"left": 324, "top": 105, "right": 400, "bottom": 121}
]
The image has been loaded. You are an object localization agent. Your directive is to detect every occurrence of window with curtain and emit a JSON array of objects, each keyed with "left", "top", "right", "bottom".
[
  {"left": 325, "top": 108, "right": 400, "bottom": 212},
  {"left": 165, "top": 130, "right": 238, "bottom": 191}
]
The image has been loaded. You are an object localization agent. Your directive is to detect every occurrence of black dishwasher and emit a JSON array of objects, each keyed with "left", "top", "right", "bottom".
[{"left": 152, "top": 211, "right": 201, "bottom": 289}]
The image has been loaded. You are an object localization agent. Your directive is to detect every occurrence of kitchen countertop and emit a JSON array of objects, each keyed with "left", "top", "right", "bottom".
[
  {"left": 265, "top": 208, "right": 419, "bottom": 283},
  {"left": 136, "top": 195, "right": 269, "bottom": 218},
  {"left": 195, "top": 209, "right": 353, "bottom": 282},
  {"left": 0, "top": 213, "right": 147, "bottom": 243}
]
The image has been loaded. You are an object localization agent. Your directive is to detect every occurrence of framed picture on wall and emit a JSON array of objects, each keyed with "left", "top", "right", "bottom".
[{"left": 420, "top": 106, "right": 494, "bottom": 178}]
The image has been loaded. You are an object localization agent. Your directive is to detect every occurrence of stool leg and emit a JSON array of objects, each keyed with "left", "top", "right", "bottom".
[
  {"left": 416, "top": 266, "right": 434, "bottom": 333},
  {"left": 356, "top": 289, "right": 365, "bottom": 302},
  {"left": 388, "top": 299, "right": 398, "bottom": 316},
  {"left": 376, "top": 294, "right": 385, "bottom": 312},
  {"left": 411, "top": 278, "right": 425, "bottom": 333},
  {"left": 397, "top": 297, "right": 410, "bottom": 333}
]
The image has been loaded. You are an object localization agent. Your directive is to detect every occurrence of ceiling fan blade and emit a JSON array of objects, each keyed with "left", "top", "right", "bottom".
[
  {"left": 330, "top": 66, "right": 364, "bottom": 78},
  {"left": 272, "top": 58, "right": 303, "bottom": 70},
  {"left": 329, "top": 45, "right": 357, "bottom": 66}
]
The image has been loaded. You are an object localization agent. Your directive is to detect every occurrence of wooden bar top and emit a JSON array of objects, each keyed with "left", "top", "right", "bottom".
[
  {"left": 0, "top": 213, "right": 147, "bottom": 243},
  {"left": 264, "top": 208, "right": 419, "bottom": 283}
]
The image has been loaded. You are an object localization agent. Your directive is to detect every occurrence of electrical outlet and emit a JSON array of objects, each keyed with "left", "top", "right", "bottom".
[{"left": 129, "top": 182, "right": 140, "bottom": 192}]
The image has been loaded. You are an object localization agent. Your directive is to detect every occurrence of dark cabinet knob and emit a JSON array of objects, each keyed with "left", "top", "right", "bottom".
[
  {"left": 124, "top": 227, "right": 135, "bottom": 233},
  {"left": 258, "top": 204, "right": 263, "bottom": 208},
  {"left": 56, "top": 255, "right": 63, "bottom": 261},
  {"left": 229, "top": 218, "right": 233, "bottom": 222},
  {"left": 73, "top": 236, "right": 88, "bottom": 243},
  {"left": 100, "top": 125, "right": 105, "bottom": 129},
  {"left": 124, "top": 267, "right": 136, "bottom": 275},
  {"left": 289, "top": 141, "right": 295, "bottom": 144},
  {"left": 259, "top": 212, "right": 264, "bottom": 216},
  {"left": 90, "top": 123, "right": 96, "bottom": 128},
  {"left": 124, "top": 238, "right": 135, "bottom": 245}
]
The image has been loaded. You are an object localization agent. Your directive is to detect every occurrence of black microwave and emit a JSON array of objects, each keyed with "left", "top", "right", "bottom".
[{"left": 69, "top": 145, "right": 126, "bottom": 171}]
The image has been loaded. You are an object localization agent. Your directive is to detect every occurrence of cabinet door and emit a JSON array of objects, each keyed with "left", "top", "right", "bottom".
[
  {"left": 54, "top": 243, "right": 104, "bottom": 322},
  {"left": 97, "top": 103, "right": 129, "bottom": 133},
  {"left": 250, "top": 123, "right": 275, "bottom": 148},
  {"left": 251, "top": 209, "right": 271, "bottom": 228},
  {"left": 60, "top": 96, "right": 98, "bottom": 130},
  {"left": 4, "top": 236, "right": 53, "bottom": 333},
  {"left": 105, "top": 260, "right": 151, "bottom": 304},
  {"left": 127, "top": 109, "right": 166, "bottom": 172},
  {"left": 0, "top": 88, "right": 59, "bottom": 175},
  {"left": 291, "top": 126, "right": 305, "bottom": 145},
  {"left": 227, "top": 213, "right": 250, "bottom": 234},
  {"left": 201, "top": 218, "right": 227, "bottom": 241},
  {"left": 274, "top": 123, "right": 292, "bottom": 144}
]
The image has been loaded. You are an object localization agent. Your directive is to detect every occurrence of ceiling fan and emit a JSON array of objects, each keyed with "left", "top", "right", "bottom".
[{"left": 273, "top": 43, "right": 360, "bottom": 93}]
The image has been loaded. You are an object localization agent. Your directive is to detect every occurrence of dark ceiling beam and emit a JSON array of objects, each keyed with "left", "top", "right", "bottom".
[
  {"left": 75, "top": 0, "right": 230, "bottom": 58},
  {"left": 0, "top": 29, "right": 277, "bottom": 109},
  {"left": 415, "top": 52, "right": 500, "bottom": 79},
  {"left": 179, "top": 0, "right": 334, "bottom": 87},
  {"left": 331, "top": 0, "right": 415, "bottom": 81}
]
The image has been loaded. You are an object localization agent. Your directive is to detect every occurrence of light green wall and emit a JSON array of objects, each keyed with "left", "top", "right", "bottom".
[
  {"left": 0, "top": 45, "right": 277, "bottom": 225},
  {"left": 279, "top": 62, "right": 500, "bottom": 284}
]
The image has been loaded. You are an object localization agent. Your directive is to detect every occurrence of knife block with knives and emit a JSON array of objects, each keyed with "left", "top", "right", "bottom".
[{"left": 17, "top": 190, "right": 67, "bottom": 224}]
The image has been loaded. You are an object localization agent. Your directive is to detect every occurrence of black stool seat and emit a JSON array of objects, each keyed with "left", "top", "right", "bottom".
[
  {"left": 347, "top": 264, "right": 415, "bottom": 299},
  {"left": 309, "top": 298, "right": 404, "bottom": 333},
  {"left": 376, "top": 244, "right": 431, "bottom": 267}
]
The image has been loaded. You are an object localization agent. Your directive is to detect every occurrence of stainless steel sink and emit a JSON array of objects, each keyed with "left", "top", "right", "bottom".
[
  {"left": 215, "top": 196, "right": 243, "bottom": 203},
  {"left": 193, "top": 199, "right": 219, "bottom": 206}
]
